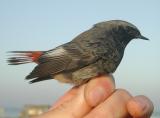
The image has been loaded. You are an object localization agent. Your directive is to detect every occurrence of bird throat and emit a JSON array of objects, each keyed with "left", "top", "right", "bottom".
[{"left": 114, "top": 37, "right": 131, "bottom": 49}]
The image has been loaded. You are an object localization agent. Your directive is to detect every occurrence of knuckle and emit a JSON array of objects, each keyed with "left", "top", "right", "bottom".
[{"left": 116, "top": 88, "right": 132, "bottom": 98}]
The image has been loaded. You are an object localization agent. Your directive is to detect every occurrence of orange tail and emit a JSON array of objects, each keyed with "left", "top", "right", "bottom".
[{"left": 7, "top": 51, "right": 43, "bottom": 65}]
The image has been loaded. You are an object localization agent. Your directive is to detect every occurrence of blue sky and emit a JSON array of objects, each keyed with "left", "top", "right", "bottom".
[{"left": 0, "top": 0, "right": 160, "bottom": 111}]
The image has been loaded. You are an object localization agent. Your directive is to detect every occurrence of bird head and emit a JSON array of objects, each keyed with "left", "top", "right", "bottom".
[
  {"left": 95, "top": 20, "right": 149, "bottom": 46},
  {"left": 118, "top": 20, "right": 149, "bottom": 40}
]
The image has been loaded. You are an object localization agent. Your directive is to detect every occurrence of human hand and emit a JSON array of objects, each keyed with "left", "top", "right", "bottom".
[{"left": 34, "top": 75, "right": 154, "bottom": 118}]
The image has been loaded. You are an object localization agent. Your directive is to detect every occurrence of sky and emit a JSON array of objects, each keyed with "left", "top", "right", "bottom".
[{"left": 0, "top": 0, "right": 160, "bottom": 111}]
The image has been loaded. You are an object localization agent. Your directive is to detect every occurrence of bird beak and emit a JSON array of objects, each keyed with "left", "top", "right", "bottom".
[{"left": 137, "top": 35, "right": 149, "bottom": 40}]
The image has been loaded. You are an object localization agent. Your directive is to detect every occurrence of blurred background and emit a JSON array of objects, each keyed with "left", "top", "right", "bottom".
[{"left": 0, "top": 0, "right": 160, "bottom": 117}]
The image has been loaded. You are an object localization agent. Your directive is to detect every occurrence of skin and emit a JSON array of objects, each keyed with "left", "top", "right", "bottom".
[{"left": 34, "top": 75, "right": 154, "bottom": 118}]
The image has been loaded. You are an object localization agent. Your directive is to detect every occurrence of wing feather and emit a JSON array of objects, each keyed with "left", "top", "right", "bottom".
[
  {"left": 26, "top": 53, "right": 70, "bottom": 79},
  {"left": 26, "top": 42, "right": 98, "bottom": 80}
]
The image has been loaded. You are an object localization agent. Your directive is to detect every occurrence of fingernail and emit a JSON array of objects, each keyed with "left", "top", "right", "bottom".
[
  {"left": 135, "top": 97, "right": 147, "bottom": 110},
  {"left": 90, "top": 87, "right": 106, "bottom": 106}
]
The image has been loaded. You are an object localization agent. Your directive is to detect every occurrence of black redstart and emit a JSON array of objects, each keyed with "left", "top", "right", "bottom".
[{"left": 8, "top": 20, "right": 149, "bottom": 85}]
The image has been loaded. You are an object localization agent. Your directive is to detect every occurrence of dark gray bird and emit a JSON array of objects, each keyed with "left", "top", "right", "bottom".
[{"left": 8, "top": 20, "right": 149, "bottom": 85}]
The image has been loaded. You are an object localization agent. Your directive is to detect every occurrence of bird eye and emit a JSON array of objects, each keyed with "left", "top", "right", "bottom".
[{"left": 127, "top": 26, "right": 140, "bottom": 37}]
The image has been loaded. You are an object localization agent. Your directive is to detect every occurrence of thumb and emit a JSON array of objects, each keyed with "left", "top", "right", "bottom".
[{"left": 35, "top": 75, "right": 115, "bottom": 118}]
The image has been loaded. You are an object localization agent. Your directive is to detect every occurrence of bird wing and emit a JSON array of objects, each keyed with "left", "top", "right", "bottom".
[{"left": 26, "top": 42, "right": 99, "bottom": 80}]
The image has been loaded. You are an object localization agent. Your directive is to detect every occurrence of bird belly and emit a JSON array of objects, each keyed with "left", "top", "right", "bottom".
[
  {"left": 53, "top": 62, "right": 104, "bottom": 86},
  {"left": 54, "top": 74, "right": 73, "bottom": 84}
]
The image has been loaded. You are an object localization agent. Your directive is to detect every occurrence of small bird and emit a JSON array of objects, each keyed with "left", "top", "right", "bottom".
[{"left": 8, "top": 20, "right": 149, "bottom": 85}]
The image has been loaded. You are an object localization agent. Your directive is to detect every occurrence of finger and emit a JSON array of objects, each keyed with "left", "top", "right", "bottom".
[
  {"left": 52, "top": 74, "right": 115, "bottom": 109},
  {"left": 38, "top": 75, "right": 115, "bottom": 118},
  {"left": 127, "top": 95, "right": 154, "bottom": 118},
  {"left": 84, "top": 89, "right": 132, "bottom": 118},
  {"left": 85, "top": 74, "right": 115, "bottom": 107}
]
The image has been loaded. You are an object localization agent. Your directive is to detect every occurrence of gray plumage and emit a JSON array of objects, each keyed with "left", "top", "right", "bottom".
[{"left": 8, "top": 20, "right": 149, "bottom": 85}]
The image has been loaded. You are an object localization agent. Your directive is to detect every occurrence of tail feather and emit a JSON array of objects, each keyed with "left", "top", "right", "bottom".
[
  {"left": 8, "top": 57, "right": 32, "bottom": 65},
  {"left": 29, "top": 76, "right": 51, "bottom": 84},
  {"left": 7, "top": 51, "right": 43, "bottom": 65}
]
